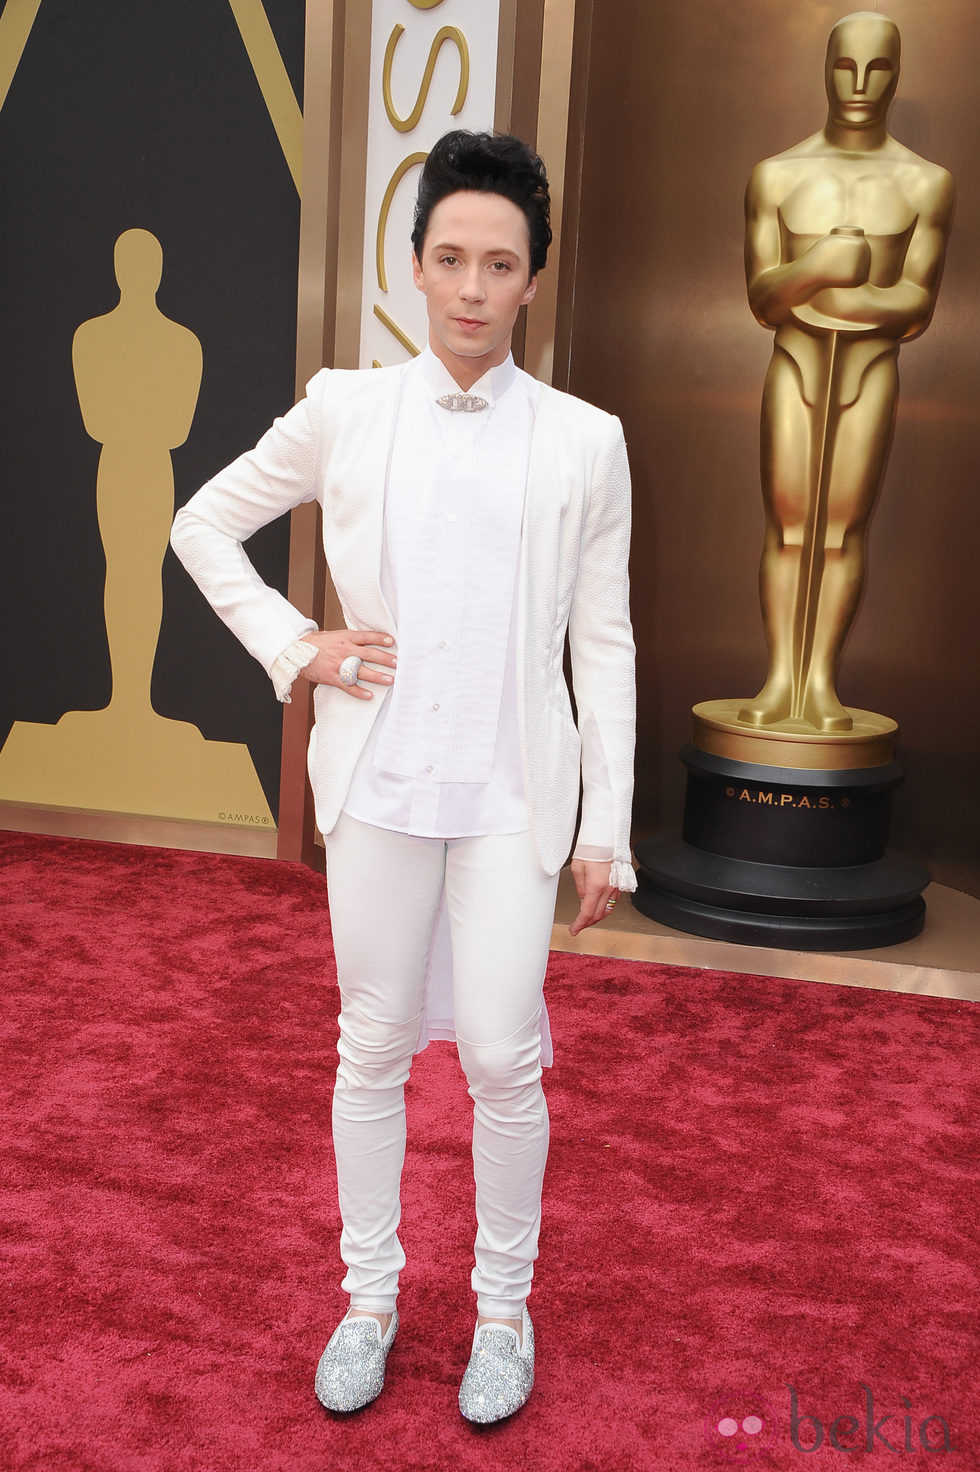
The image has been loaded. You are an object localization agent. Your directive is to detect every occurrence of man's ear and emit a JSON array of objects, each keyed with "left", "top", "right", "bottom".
[
  {"left": 412, "top": 251, "right": 425, "bottom": 292},
  {"left": 521, "top": 273, "right": 538, "bottom": 307}
]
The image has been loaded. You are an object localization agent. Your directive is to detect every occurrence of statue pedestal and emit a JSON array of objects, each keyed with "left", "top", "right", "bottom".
[{"left": 632, "top": 704, "right": 929, "bottom": 951}]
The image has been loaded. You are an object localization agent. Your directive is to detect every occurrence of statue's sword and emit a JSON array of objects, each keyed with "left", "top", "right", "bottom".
[
  {"left": 791, "top": 226, "right": 865, "bottom": 721},
  {"left": 791, "top": 326, "right": 841, "bottom": 720}
]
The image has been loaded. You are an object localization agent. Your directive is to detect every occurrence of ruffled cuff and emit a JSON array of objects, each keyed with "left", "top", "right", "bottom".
[
  {"left": 571, "top": 847, "right": 637, "bottom": 894},
  {"left": 271, "top": 636, "right": 318, "bottom": 703}
]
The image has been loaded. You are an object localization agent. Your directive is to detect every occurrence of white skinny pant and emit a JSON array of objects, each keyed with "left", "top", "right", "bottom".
[{"left": 324, "top": 813, "right": 560, "bottom": 1319}]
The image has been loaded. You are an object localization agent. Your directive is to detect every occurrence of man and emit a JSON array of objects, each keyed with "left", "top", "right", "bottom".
[
  {"left": 740, "top": 12, "right": 952, "bottom": 732},
  {"left": 171, "top": 131, "right": 635, "bottom": 1423}
]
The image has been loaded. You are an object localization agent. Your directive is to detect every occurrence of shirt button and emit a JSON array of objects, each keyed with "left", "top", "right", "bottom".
[
  {"left": 432, "top": 703, "right": 440, "bottom": 711},
  {"left": 438, "top": 642, "right": 447, "bottom": 650},
  {"left": 425, "top": 765, "right": 434, "bottom": 774}
]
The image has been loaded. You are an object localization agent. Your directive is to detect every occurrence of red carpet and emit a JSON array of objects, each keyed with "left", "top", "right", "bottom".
[{"left": 1, "top": 830, "right": 977, "bottom": 1471}]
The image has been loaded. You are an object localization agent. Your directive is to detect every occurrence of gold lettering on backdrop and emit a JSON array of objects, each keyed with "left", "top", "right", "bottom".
[
  {"left": 382, "top": 24, "right": 469, "bottom": 134},
  {"left": 376, "top": 149, "right": 428, "bottom": 292},
  {"left": 369, "top": 1, "right": 478, "bottom": 366},
  {"left": 226, "top": 0, "right": 303, "bottom": 194},
  {"left": 374, "top": 303, "right": 421, "bottom": 358},
  {"left": 0, "top": 0, "right": 44, "bottom": 113}
]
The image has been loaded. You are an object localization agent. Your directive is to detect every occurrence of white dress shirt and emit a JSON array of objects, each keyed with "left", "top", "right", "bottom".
[{"left": 343, "top": 348, "right": 535, "bottom": 838}]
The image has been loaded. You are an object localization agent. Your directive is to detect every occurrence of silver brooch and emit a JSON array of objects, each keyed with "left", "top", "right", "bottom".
[{"left": 436, "top": 393, "right": 489, "bottom": 412}]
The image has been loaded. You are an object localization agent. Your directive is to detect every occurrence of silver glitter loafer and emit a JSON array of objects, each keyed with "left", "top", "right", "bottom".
[
  {"left": 458, "top": 1307, "right": 534, "bottom": 1424},
  {"left": 314, "top": 1309, "right": 399, "bottom": 1413}
]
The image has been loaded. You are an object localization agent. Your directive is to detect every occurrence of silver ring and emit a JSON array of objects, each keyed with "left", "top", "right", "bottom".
[{"left": 339, "top": 655, "right": 363, "bottom": 687}]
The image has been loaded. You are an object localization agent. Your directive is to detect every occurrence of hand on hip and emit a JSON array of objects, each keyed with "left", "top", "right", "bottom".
[{"left": 300, "top": 629, "right": 397, "bottom": 700}]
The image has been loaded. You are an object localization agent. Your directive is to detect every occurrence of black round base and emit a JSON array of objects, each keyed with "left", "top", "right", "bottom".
[
  {"left": 633, "top": 833, "right": 927, "bottom": 951},
  {"left": 631, "top": 746, "right": 929, "bottom": 952}
]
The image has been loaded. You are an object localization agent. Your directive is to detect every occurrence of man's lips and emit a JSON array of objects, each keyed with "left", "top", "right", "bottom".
[{"left": 455, "top": 316, "right": 486, "bottom": 329}]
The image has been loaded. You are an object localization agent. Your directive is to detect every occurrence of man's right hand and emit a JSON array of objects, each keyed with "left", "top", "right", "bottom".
[{"left": 299, "top": 629, "right": 397, "bottom": 700}]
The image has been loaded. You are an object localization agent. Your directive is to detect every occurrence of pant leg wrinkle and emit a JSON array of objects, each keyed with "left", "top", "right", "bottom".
[
  {"left": 333, "top": 1002, "right": 423, "bottom": 1308},
  {"left": 336, "top": 995, "right": 423, "bottom": 1093},
  {"left": 456, "top": 1011, "right": 549, "bottom": 1318},
  {"left": 454, "top": 1005, "right": 545, "bottom": 1052}
]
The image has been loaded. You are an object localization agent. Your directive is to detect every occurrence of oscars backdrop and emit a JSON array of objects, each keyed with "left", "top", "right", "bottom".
[{"left": 0, "top": 0, "right": 304, "bottom": 831}]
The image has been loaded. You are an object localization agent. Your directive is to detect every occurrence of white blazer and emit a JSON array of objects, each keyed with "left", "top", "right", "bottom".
[{"left": 171, "top": 361, "right": 636, "bottom": 882}]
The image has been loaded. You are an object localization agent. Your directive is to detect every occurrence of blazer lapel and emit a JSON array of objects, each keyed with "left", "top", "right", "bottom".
[
  {"left": 520, "top": 387, "right": 571, "bottom": 627},
  {"left": 323, "top": 366, "right": 404, "bottom": 631}
]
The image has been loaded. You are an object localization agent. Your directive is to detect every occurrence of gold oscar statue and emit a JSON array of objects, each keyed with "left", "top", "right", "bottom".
[
  {"left": 635, "top": 13, "right": 941, "bottom": 945},
  {"left": 696, "top": 11, "right": 953, "bottom": 768},
  {"left": 0, "top": 229, "right": 275, "bottom": 828}
]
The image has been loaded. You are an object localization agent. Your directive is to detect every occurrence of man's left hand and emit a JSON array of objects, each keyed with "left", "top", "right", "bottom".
[{"left": 569, "top": 858, "right": 619, "bottom": 937}]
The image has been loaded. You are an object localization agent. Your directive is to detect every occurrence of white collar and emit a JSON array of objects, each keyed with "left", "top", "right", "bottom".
[{"left": 417, "top": 345, "right": 516, "bottom": 411}]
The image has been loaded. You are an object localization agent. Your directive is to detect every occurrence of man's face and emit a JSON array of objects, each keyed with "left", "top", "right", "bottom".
[
  {"left": 412, "top": 190, "right": 537, "bottom": 383},
  {"left": 825, "top": 16, "right": 900, "bottom": 128}
]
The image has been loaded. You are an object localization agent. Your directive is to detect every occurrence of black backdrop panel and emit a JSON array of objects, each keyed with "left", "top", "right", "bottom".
[{"left": 0, "top": 0, "right": 305, "bottom": 820}]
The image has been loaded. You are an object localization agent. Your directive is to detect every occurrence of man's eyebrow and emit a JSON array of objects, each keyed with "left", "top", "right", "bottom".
[{"left": 430, "top": 241, "right": 521, "bottom": 258}]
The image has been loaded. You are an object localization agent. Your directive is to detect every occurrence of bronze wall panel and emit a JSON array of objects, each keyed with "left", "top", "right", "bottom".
[{"left": 568, "top": 0, "right": 980, "bottom": 895}]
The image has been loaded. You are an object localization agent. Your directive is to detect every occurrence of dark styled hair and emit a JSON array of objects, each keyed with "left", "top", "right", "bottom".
[{"left": 411, "top": 130, "right": 552, "bottom": 277}]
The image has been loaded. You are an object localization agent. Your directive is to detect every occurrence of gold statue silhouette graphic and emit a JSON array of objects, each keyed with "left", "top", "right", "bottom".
[
  {"left": 74, "top": 228, "right": 202, "bottom": 720},
  {"left": 0, "top": 229, "right": 275, "bottom": 827}
]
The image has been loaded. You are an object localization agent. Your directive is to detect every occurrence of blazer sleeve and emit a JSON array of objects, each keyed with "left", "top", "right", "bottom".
[
  {"left": 567, "top": 414, "right": 637, "bottom": 890},
  {"left": 169, "top": 374, "right": 327, "bottom": 677}
]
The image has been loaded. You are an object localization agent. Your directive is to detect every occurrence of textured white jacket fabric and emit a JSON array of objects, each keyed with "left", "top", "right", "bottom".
[{"left": 170, "top": 361, "right": 636, "bottom": 882}]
